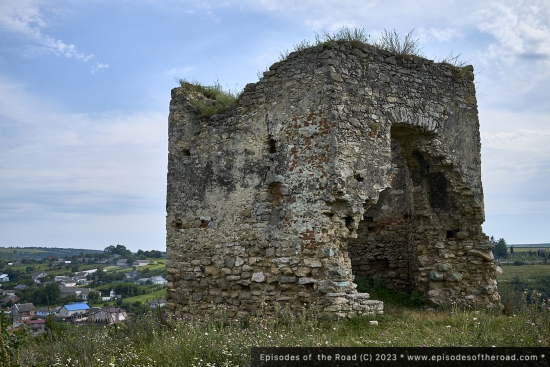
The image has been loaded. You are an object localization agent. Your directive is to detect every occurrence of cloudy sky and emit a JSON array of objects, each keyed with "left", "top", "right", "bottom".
[{"left": 1, "top": 0, "right": 549, "bottom": 252}]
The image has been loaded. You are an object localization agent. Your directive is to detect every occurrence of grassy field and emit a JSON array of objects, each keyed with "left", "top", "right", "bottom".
[
  {"left": 3, "top": 265, "right": 550, "bottom": 366},
  {"left": 8, "top": 291, "right": 550, "bottom": 367},
  {"left": 123, "top": 288, "right": 166, "bottom": 303},
  {"left": 498, "top": 264, "right": 550, "bottom": 284},
  {"left": 0, "top": 247, "right": 102, "bottom": 261}
]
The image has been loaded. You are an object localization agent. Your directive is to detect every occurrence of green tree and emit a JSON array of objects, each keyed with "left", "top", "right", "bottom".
[
  {"left": 87, "top": 291, "right": 100, "bottom": 304},
  {"left": 63, "top": 294, "right": 79, "bottom": 304},
  {"left": 42, "top": 282, "right": 61, "bottom": 305},
  {"left": 492, "top": 237, "right": 508, "bottom": 258}
]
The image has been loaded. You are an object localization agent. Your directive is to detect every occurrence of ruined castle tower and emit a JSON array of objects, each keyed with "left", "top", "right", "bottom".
[{"left": 165, "top": 41, "right": 501, "bottom": 319}]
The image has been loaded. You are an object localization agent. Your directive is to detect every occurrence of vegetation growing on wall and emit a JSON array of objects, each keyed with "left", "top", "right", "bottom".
[
  {"left": 272, "top": 27, "right": 470, "bottom": 81},
  {"left": 277, "top": 27, "right": 424, "bottom": 62},
  {"left": 374, "top": 28, "right": 423, "bottom": 58},
  {"left": 176, "top": 78, "right": 240, "bottom": 118}
]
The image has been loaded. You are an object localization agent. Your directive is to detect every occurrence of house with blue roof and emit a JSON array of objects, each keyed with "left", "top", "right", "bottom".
[{"left": 58, "top": 303, "right": 90, "bottom": 318}]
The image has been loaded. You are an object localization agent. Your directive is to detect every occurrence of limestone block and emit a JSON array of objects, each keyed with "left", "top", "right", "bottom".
[
  {"left": 204, "top": 266, "right": 220, "bottom": 276},
  {"left": 251, "top": 272, "right": 266, "bottom": 282},
  {"left": 428, "top": 271, "right": 444, "bottom": 281},
  {"left": 294, "top": 267, "right": 312, "bottom": 277},
  {"left": 298, "top": 277, "right": 316, "bottom": 284},
  {"left": 438, "top": 263, "right": 453, "bottom": 272},
  {"left": 279, "top": 276, "right": 296, "bottom": 283},
  {"left": 332, "top": 297, "right": 349, "bottom": 305},
  {"left": 445, "top": 272, "right": 463, "bottom": 282},
  {"left": 456, "top": 231, "right": 469, "bottom": 239},
  {"left": 467, "top": 249, "right": 493, "bottom": 261},
  {"left": 418, "top": 255, "right": 430, "bottom": 266},
  {"left": 303, "top": 258, "right": 322, "bottom": 267},
  {"left": 429, "top": 281, "right": 446, "bottom": 289}
]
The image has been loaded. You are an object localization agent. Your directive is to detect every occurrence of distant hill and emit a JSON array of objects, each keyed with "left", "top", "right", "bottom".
[{"left": 0, "top": 246, "right": 103, "bottom": 261}]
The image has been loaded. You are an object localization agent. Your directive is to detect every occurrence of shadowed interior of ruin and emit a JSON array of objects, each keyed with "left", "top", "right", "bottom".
[{"left": 348, "top": 124, "right": 463, "bottom": 294}]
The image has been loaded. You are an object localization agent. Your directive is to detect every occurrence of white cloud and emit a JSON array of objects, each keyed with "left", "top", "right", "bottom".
[
  {"left": 0, "top": 0, "right": 96, "bottom": 62},
  {"left": 165, "top": 66, "right": 194, "bottom": 76},
  {"left": 474, "top": 1, "right": 550, "bottom": 62},
  {"left": 417, "top": 27, "right": 462, "bottom": 43},
  {"left": 92, "top": 62, "right": 109, "bottom": 74},
  {"left": 0, "top": 74, "right": 166, "bottom": 218},
  {"left": 481, "top": 129, "right": 550, "bottom": 152}
]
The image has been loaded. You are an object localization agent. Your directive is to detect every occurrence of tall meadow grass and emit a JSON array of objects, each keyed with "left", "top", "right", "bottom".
[{"left": 3, "top": 289, "right": 549, "bottom": 367}]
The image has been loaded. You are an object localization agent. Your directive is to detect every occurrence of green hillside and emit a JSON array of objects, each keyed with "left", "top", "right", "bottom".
[{"left": 0, "top": 247, "right": 103, "bottom": 261}]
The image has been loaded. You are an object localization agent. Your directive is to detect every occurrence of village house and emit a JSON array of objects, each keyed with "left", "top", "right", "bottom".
[
  {"left": 101, "top": 289, "right": 117, "bottom": 302},
  {"left": 11, "top": 303, "right": 35, "bottom": 324},
  {"left": 73, "top": 271, "right": 89, "bottom": 278},
  {"left": 59, "top": 286, "right": 100, "bottom": 300},
  {"left": 133, "top": 260, "right": 150, "bottom": 267},
  {"left": 55, "top": 276, "right": 77, "bottom": 287},
  {"left": 36, "top": 306, "right": 61, "bottom": 317},
  {"left": 25, "top": 319, "right": 46, "bottom": 334},
  {"left": 90, "top": 307, "right": 127, "bottom": 324},
  {"left": 116, "top": 259, "right": 129, "bottom": 267},
  {"left": 146, "top": 298, "right": 166, "bottom": 309},
  {"left": 0, "top": 294, "right": 19, "bottom": 307},
  {"left": 31, "top": 271, "right": 48, "bottom": 284},
  {"left": 150, "top": 276, "right": 167, "bottom": 286},
  {"left": 0, "top": 274, "right": 9, "bottom": 283},
  {"left": 58, "top": 303, "right": 90, "bottom": 318},
  {"left": 135, "top": 278, "right": 151, "bottom": 285},
  {"left": 14, "top": 284, "right": 27, "bottom": 291}
]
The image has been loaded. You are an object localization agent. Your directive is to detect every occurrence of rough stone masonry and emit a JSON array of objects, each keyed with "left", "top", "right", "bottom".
[{"left": 165, "top": 41, "right": 502, "bottom": 319}]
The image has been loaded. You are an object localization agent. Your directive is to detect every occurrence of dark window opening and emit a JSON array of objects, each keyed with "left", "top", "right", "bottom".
[
  {"left": 355, "top": 174, "right": 364, "bottom": 182},
  {"left": 182, "top": 149, "right": 191, "bottom": 156},
  {"left": 345, "top": 216, "right": 353, "bottom": 229},
  {"left": 363, "top": 216, "right": 375, "bottom": 232},
  {"left": 200, "top": 220, "right": 209, "bottom": 228},
  {"left": 370, "top": 258, "right": 390, "bottom": 273},
  {"left": 428, "top": 172, "right": 453, "bottom": 211},
  {"left": 446, "top": 229, "right": 458, "bottom": 239},
  {"left": 268, "top": 138, "right": 277, "bottom": 154}
]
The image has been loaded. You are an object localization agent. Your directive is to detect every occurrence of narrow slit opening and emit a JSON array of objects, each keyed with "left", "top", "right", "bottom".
[{"left": 268, "top": 139, "right": 277, "bottom": 154}]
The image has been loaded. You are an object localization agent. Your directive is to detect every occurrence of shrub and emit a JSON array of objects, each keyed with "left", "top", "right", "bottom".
[
  {"left": 440, "top": 51, "right": 473, "bottom": 81},
  {"left": 374, "top": 29, "right": 423, "bottom": 58},
  {"left": 279, "top": 27, "right": 425, "bottom": 62}
]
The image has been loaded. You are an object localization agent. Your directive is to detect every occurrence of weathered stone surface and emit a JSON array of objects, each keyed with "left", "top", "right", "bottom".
[
  {"left": 468, "top": 249, "right": 494, "bottom": 261},
  {"left": 251, "top": 272, "right": 265, "bottom": 282},
  {"left": 438, "top": 263, "right": 453, "bottom": 272},
  {"left": 428, "top": 271, "right": 444, "bottom": 281},
  {"left": 166, "top": 41, "right": 499, "bottom": 319},
  {"left": 445, "top": 272, "right": 463, "bottom": 282}
]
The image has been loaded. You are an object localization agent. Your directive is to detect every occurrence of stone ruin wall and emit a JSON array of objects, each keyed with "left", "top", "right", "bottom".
[{"left": 165, "top": 41, "right": 502, "bottom": 319}]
